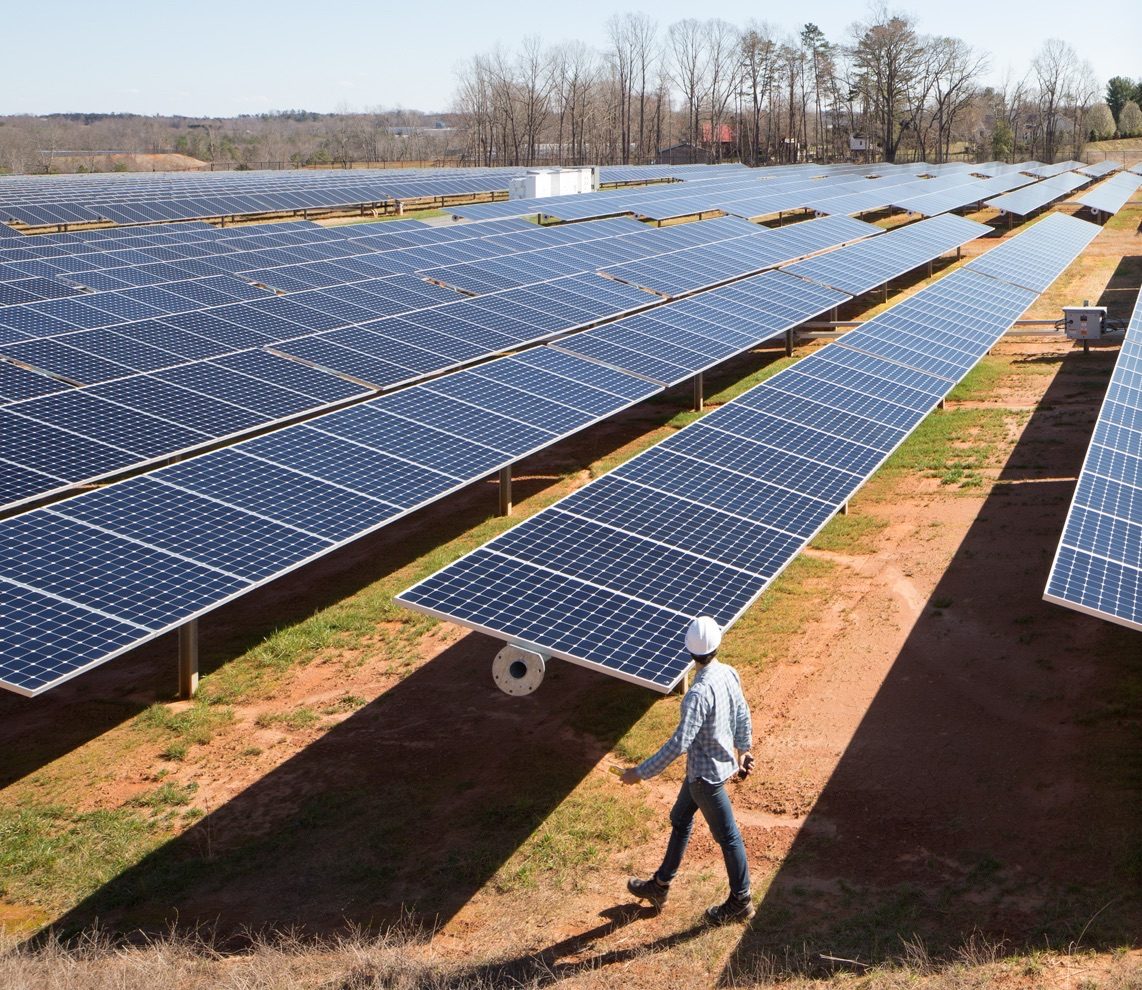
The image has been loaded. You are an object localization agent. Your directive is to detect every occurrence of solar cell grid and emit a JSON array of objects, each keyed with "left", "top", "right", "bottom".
[
  {"left": 0, "top": 578, "right": 148, "bottom": 696},
  {"left": 0, "top": 512, "right": 247, "bottom": 630},
  {"left": 421, "top": 372, "right": 598, "bottom": 436},
  {"left": 241, "top": 427, "right": 460, "bottom": 506},
  {"left": 371, "top": 385, "right": 556, "bottom": 456},
  {"left": 491, "top": 509, "right": 767, "bottom": 622},
  {"left": 53, "top": 476, "right": 331, "bottom": 582},
  {"left": 310, "top": 405, "right": 507, "bottom": 478},
  {"left": 88, "top": 375, "right": 266, "bottom": 436},
  {"left": 269, "top": 337, "right": 416, "bottom": 390},
  {"left": 160, "top": 447, "right": 400, "bottom": 542}
]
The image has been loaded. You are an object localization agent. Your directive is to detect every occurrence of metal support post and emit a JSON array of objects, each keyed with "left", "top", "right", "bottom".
[
  {"left": 839, "top": 502, "right": 849, "bottom": 516},
  {"left": 692, "top": 373, "right": 704, "bottom": 412},
  {"left": 938, "top": 397, "right": 947, "bottom": 410},
  {"left": 178, "top": 619, "right": 199, "bottom": 700},
  {"left": 498, "top": 465, "right": 513, "bottom": 517},
  {"left": 927, "top": 260, "right": 933, "bottom": 278},
  {"left": 785, "top": 327, "right": 794, "bottom": 356}
]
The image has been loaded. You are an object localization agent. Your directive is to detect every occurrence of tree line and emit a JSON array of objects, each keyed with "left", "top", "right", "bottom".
[
  {"left": 0, "top": 8, "right": 1136, "bottom": 175},
  {"left": 454, "top": 9, "right": 1124, "bottom": 168}
]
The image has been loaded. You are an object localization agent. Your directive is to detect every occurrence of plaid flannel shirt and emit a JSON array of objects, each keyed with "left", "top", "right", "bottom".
[{"left": 635, "top": 659, "right": 752, "bottom": 784}]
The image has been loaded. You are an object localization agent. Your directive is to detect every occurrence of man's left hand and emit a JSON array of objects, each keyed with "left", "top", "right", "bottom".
[{"left": 620, "top": 768, "right": 641, "bottom": 785}]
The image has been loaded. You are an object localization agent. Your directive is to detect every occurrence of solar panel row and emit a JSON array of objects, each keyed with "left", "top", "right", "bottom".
[
  {"left": 397, "top": 215, "right": 1102, "bottom": 692},
  {"left": 782, "top": 213, "right": 989, "bottom": 297},
  {"left": 1044, "top": 288, "right": 1142, "bottom": 630},
  {"left": 985, "top": 172, "right": 1091, "bottom": 216},
  {"left": 1, "top": 217, "right": 754, "bottom": 510},
  {"left": 0, "top": 235, "right": 892, "bottom": 698},
  {"left": 1076, "top": 171, "right": 1142, "bottom": 218}
]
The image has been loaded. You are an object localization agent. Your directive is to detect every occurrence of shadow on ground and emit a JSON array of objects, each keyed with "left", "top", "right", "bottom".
[
  {"left": 15, "top": 344, "right": 791, "bottom": 945},
  {"left": 38, "top": 630, "right": 657, "bottom": 943},
  {"left": 722, "top": 343, "right": 1141, "bottom": 980}
]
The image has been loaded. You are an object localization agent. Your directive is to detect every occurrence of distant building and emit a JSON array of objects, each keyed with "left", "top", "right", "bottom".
[{"left": 656, "top": 143, "right": 712, "bottom": 165}]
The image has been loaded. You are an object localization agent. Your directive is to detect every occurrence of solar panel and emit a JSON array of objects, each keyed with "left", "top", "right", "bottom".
[
  {"left": 782, "top": 213, "right": 989, "bottom": 296},
  {"left": 0, "top": 361, "right": 68, "bottom": 402},
  {"left": 966, "top": 212, "right": 1100, "bottom": 292},
  {"left": 0, "top": 512, "right": 246, "bottom": 629},
  {"left": 1076, "top": 172, "right": 1142, "bottom": 218},
  {"left": 984, "top": 172, "right": 1090, "bottom": 216},
  {"left": 398, "top": 215, "right": 1102, "bottom": 691},
  {"left": 53, "top": 475, "right": 331, "bottom": 582},
  {"left": 1045, "top": 288, "right": 1142, "bottom": 630}
]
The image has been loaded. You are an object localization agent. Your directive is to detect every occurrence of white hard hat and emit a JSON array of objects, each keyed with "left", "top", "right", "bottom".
[{"left": 685, "top": 616, "right": 722, "bottom": 656}]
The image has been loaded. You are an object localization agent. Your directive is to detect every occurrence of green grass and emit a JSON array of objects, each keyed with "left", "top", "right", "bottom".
[
  {"left": 722, "top": 555, "right": 837, "bottom": 669},
  {"left": 0, "top": 805, "right": 162, "bottom": 908},
  {"left": 255, "top": 706, "right": 321, "bottom": 731},
  {"left": 127, "top": 781, "right": 199, "bottom": 812},
  {"left": 320, "top": 694, "right": 368, "bottom": 715},
  {"left": 947, "top": 357, "right": 1007, "bottom": 401},
  {"left": 811, "top": 509, "right": 890, "bottom": 554},
  {"left": 136, "top": 701, "right": 235, "bottom": 747},
  {"left": 493, "top": 780, "right": 653, "bottom": 891},
  {"left": 881, "top": 406, "right": 1020, "bottom": 489}
]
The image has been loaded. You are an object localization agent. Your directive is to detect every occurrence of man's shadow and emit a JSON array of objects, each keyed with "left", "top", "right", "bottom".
[{"left": 341, "top": 904, "right": 710, "bottom": 989}]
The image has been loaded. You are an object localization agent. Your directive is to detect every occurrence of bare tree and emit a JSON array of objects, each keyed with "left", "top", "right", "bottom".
[
  {"left": 928, "top": 38, "right": 987, "bottom": 161},
  {"left": 706, "top": 20, "right": 742, "bottom": 162},
  {"left": 740, "top": 23, "right": 778, "bottom": 163},
  {"left": 849, "top": 7, "right": 929, "bottom": 162},
  {"left": 669, "top": 19, "right": 709, "bottom": 156},
  {"left": 1032, "top": 38, "right": 1081, "bottom": 162}
]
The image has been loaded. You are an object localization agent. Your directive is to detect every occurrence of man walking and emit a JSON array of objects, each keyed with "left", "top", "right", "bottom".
[{"left": 620, "top": 615, "right": 755, "bottom": 924}]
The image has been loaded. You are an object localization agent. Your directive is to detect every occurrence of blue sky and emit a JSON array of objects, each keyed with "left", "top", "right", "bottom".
[{"left": 2, "top": 0, "right": 1135, "bottom": 116}]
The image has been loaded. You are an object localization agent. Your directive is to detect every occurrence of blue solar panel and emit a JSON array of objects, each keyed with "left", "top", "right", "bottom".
[
  {"left": 240, "top": 427, "right": 460, "bottom": 507},
  {"left": 149, "top": 363, "right": 317, "bottom": 420},
  {"left": 309, "top": 405, "right": 508, "bottom": 478},
  {"left": 508, "top": 347, "right": 661, "bottom": 401},
  {"left": 105, "top": 319, "right": 232, "bottom": 360},
  {"left": 420, "top": 372, "right": 601, "bottom": 436},
  {"left": 88, "top": 376, "right": 265, "bottom": 436},
  {"left": 399, "top": 546, "right": 695, "bottom": 689},
  {"left": 212, "top": 349, "right": 365, "bottom": 402},
  {"left": 53, "top": 476, "right": 331, "bottom": 582},
  {"left": 0, "top": 338, "right": 135, "bottom": 384},
  {"left": 966, "top": 213, "right": 1101, "bottom": 292},
  {"left": 309, "top": 326, "right": 459, "bottom": 375},
  {"left": 161, "top": 448, "right": 400, "bottom": 542},
  {"left": 0, "top": 361, "right": 67, "bottom": 401},
  {"left": 552, "top": 334, "right": 691, "bottom": 386},
  {"left": 0, "top": 457, "right": 65, "bottom": 505},
  {"left": 0, "top": 578, "right": 146, "bottom": 696},
  {"left": 0, "top": 513, "right": 246, "bottom": 629},
  {"left": 400, "top": 211, "right": 1101, "bottom": 691},
  {"left": 43, "top": 328, "right": 190, "bottom": 374},
  {"left": 491, "top": 508, "right": 767, "bottom": 622},
  {"left": 269, "top": 336, "right": 417, "bottom": 390},
  {"left": 10, "top": 389, "right": 209, "bottom": 457},
  {"left": 369, "top": 385, "right": 556, "bottom": 456}
]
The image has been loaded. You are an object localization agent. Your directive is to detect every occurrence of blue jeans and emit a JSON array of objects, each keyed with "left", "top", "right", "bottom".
[{"left": 654, "top": 776, "right": 750, "bottom": 900}]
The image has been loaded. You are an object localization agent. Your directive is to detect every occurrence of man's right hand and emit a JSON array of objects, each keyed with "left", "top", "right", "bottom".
[{"left": 737, "top": 753, "right": 755, "bottom": 780}]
